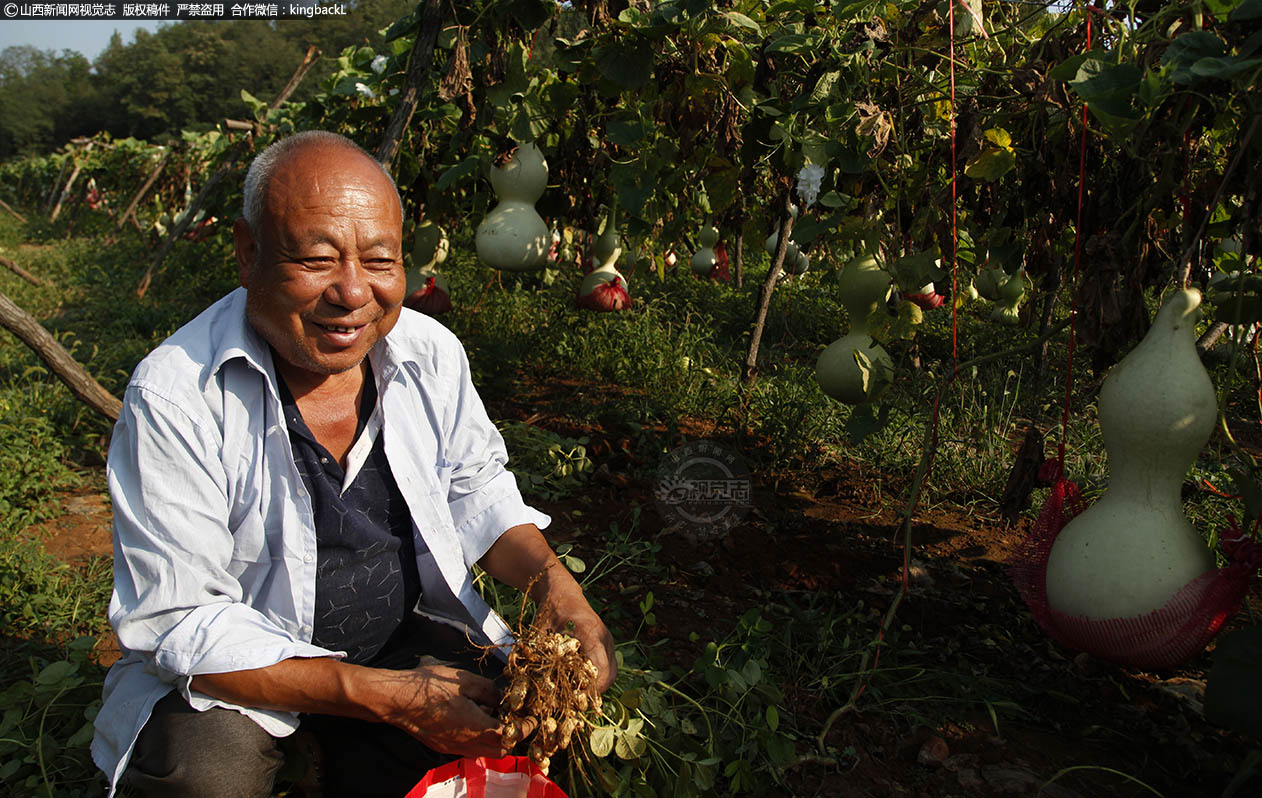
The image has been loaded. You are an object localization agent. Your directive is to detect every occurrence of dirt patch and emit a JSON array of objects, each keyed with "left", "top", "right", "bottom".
[{"left": 29, "top": 485, "right": 114, "bottom": 563}]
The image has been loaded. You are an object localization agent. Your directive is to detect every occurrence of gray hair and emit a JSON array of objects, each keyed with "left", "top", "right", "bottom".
[{"left": 241, "top": 130, "right": 402, "bottom": 234}]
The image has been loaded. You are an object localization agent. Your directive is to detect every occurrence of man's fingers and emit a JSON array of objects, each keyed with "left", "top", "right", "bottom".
[{"left": 457, "top": 670, "right": 502, "bottom": 709}]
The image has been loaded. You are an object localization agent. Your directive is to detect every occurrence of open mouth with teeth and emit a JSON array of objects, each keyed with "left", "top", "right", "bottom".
[{"left": 316, "top": 322, "right": 363, "bottom": 334}]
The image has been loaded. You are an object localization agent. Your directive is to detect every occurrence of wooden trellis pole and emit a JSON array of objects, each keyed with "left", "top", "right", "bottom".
[
  {"left": 48, "top": 142, "right": 92, "bottom": 223},
  {"left": 0, "top": 255, "right": 43, "bottom": 287},
  {"left": 135, "top": 46, "right": 320, "bottom": 298},
  {"left": 0, "top": 290, "right": 121, "bottom": 422},
  {"left": 116, "top": 150, "right": 170, "bottom": 231},
  {"left": 376, "top": 0, "right": 444, "bottom": 167},
  {"left": 0, "top": 198, "right": 27, "bottom": 224}
]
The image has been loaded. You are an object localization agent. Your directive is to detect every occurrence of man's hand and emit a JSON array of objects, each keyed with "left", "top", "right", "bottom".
[
  {"left": 479, "top": 524, "right": 619, "bottom": 693},
  {"left": 192, "top": 657, "right": 513, "bottom": 758},
  {"left": 368, "top": 660, "right": 506, "bottom": 757},
  {"left": 537, "top": 587, "right": 617, "bottom": 694}
]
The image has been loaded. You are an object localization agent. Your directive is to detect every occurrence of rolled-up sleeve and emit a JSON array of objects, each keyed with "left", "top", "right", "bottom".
[
  {"left": 439, "top": 342, "right": 550, "bottom": 568},
  {"left": 108, "top": 383, "right": 334, "bottom": 684}
]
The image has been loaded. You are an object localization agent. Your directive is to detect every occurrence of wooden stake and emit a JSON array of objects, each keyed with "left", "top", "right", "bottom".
[
  {"left": 376, "top": 0, "right": 444, "bottom": 167},
  {"left": 135, "top": 46, "right": 320, "bottom": 298},
  {"left": 117, "top": 151, "right": 169, "bottom": 231},
  {"left": 0, "top": 198, "right": 27, "bottom": 225},
  {"left": 0, "top": 255, "right": 43, "bottom": 287},
  {"left": 0, "top": 290, "right": 121, "bottom": 422},
  {"left": 48, "top": 160, "right": 83, "bottom": 223},
  {"left": 742, "top": 185, "right": 794, "bottom": 384}
]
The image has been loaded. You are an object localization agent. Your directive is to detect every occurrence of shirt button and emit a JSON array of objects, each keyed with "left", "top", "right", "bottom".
[
  {"left": 304, "top": 554, "right": 314, "bottom": 564},
  {"left": 297, "top": 488, "right": 307, "bottom": 497}
]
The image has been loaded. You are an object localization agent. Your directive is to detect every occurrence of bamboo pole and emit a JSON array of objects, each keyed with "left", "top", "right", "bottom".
[{"left": 0, "top": 291, "right": 121, "bottom": 422}]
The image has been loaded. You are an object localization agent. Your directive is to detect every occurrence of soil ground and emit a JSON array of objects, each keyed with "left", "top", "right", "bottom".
[{"left": 27, "top": 408, "right": 1262, "bottom": 798}]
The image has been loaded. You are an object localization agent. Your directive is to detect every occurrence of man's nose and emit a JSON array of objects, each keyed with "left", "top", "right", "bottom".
[{"left": 325, "top": 260, "right": 371, "bottom": 309}]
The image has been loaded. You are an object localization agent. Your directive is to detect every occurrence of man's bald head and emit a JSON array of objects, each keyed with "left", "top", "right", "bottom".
[{"left": 241, "top": 131, "right": 402, "bottom": 236}]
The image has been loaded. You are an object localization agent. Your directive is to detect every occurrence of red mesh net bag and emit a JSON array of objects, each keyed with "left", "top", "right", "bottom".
[
  {"left": 406, "top": 756, "right": 568, "bottom": 798},
  {"left": 1009, "top": 466, "right": 1260, "bottom": 670}
]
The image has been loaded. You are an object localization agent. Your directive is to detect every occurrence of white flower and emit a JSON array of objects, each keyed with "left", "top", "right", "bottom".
[
  {"left": 796, "top": 163, "right": 825, "bottom": 208},
  {"left": 355, "top": 82, "right": 376, "bottom": 99},
  {"left": 371, "top": 54, "right": 388, "bottom": 74}
]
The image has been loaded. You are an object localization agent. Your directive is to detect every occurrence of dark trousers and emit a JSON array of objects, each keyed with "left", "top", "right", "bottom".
[{"left": 120, "top": 617, "right": 504, "bottom": 798}]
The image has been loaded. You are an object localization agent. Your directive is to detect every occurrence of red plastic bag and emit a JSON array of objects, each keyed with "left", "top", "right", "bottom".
[{"left": 405, "top": 756, "right": 568, "bottom": 798}]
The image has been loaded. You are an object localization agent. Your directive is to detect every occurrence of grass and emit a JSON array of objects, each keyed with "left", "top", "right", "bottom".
[{"left": 0, "top": 205, "right": 1258, "bottom": 796}]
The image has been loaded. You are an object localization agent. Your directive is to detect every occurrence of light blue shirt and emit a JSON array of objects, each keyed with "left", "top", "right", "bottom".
[{"left": 92, "top": 288, "right": 549, "bottom": 793}]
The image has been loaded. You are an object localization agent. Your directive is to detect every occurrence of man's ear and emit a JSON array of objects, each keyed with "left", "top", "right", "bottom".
[{"left": 233, "top": 218, "right": 257, "bottom": 287}]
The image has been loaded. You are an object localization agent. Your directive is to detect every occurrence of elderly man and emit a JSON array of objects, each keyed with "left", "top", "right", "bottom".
[{"left": 92, "top": 130, "right": 614, "bottom": 797}]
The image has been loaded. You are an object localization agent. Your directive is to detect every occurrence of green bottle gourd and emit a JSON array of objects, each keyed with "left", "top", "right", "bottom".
[
  {"left": 475, "top": 141, "right": 550, "bottom": 271},
  {"left": 691, "top": 219, "right": 718, "bottom": 276},
  {"left": 1044, "top": 288, "right": 1217, "bottom": 620},
  {"left": 816, "top": 255, "right": 894, "bottom": 404}
]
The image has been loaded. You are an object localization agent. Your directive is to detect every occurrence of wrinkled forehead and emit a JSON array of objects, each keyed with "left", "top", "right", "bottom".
[{"left": 261, "top": 144, "right": 402, "bottom": 226}]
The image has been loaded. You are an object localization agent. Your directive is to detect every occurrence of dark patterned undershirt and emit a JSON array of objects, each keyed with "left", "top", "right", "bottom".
[{"left": 277, "top": 368, "right": 423, "bottom": 665}]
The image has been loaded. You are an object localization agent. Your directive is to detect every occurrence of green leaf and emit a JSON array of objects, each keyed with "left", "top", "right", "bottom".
[
  {"left": 1206, "top": 625, "right": 1262, "bottom": 737},
  {"left": 741, "top": 658, "right": 762, "bottom": 686},
  {"left": 766, "top": 32, "right": 818, "bottom": 54},
  {"left": 983, "top": 128, "right": 1012, "bottom": 148},
  {"left": 35, "top": 660, "right": 77, "bottom": 686},
  {"left": 614, "top": 725, "right": 647, "bottom": 759},
  {"left": 1162, "top": 31, "right": 1227, "bottom": 68},
  {"left": 1190, "top": 56, "right": 1262, "bottom": 81},
  {"left": 434, "top": 156, "right": 482, "bottom": 192},
  {"left": 723, "top": 10, "right": 761, "bottom": 34},
  {"left": 1069, "top": 59, "right": 1142, "bottom": 133},
  {"left": 606, "top": 118, "right": 648, "bottom": 148},
  {"left": 766, "top": 704, "right": 780, "bottom": 731},
  {"left": 595, "top": 38, "right": 654, "bottom": 89},
  {"left": 590, "top": 725, "right": 616, "bottom": 757},
  {"left": 811, "top": 71, "right": 841, "bottom": 103},
  {"left": 384, "top": 2, "right": 422, "bottom": 41},
  {"left": 964, "top": 148, "right": 1017, "bottom": 181},
  {"left": 1049, "top": 52, "right": 1094, "bottom": 82}
]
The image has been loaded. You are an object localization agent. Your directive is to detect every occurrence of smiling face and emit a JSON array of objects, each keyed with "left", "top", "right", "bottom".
[{"left": 234, "top": 143, "right": 405, "bottom": 390}]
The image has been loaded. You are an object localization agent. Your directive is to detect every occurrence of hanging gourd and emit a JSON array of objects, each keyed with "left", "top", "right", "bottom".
[
  {"left": 404, "top": 219, "right": 451, "bottom": 315},
  {"left": 783, "top": 248, "right": 810, "bottom": 276},
  {"left": 404, "top": 272, "right": 452, "bottom": 316},
  {"left": 816, "top": 255, "right": 894, "bottom": 404},
  {"left": 1044, "top": 288, "right": 1217, "bottom": 621},
  {"left": 594, "top": 205, "right": 620, "bottom": 267},
  {"left": 991, "top": 270, "right": 1030, "bottom": 325},
  {"left": 577, "top": 247, "right": 631, "bottom": 312},
  {"left": 475, "top": 141, "right": 550, "bottom": 271},
  {"left": 905, "top": 282, "right": 945, "bottom": 310},
  {"left": 691, "top": 218, "right": 718, "bottom": 277},
  {"left": 764, "top": 203, "right": 800, "bottom": 263},
  {"left": 410, "top": 219, "right": 449, "bottom": 272},
  {"left": 974, "top": 265, "right": 1008, "bottom": 301}
]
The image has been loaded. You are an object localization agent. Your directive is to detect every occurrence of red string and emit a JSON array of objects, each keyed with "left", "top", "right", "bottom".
[
  {"left": 1058, "top": 6, "right": 1092, "bottom": 468},
  {"left": 949, "top": 0, "right": 959, "bottom": 367}
]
